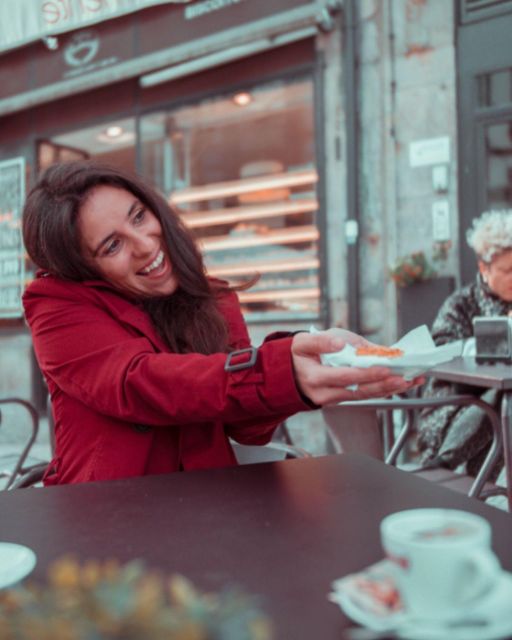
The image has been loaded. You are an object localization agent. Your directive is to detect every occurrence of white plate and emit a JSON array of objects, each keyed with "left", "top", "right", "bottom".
[
  {"left": 396, "top": 571, "right": 512, "bottom": 640},
  {"left": 0, "top": 542, "right": 37, "bottom": 589},
  {"left": 333, "top": 570, "right": 512, "bottom": 640}
]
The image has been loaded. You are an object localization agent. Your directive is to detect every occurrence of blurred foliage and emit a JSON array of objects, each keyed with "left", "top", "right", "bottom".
[
  {"left": 0, "top": 556, "right": 273, "bottom": 640},
  {"left": 389, "top": 251, "right": 437, "bottom": 288}
]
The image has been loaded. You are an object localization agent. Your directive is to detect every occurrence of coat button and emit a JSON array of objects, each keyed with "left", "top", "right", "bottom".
[{"left": 133, "top": 424, "right": 152, "bottom": 433}]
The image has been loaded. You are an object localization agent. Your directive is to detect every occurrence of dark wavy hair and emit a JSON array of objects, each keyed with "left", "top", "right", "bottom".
[{"left": 22, "top": 161, "right": 234, "bottom": 354}]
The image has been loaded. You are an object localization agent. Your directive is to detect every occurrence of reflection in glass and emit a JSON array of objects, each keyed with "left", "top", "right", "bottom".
[{"left": 140, "top": 77, "right": 320, "bottom": 322}]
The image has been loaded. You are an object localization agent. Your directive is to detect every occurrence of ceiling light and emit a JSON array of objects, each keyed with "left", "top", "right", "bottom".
[
  {"left": 96, "top": 127, "right": 135, "bottom": 145},
  {"left": 105, "top": 125, "right": 123, "bottom": 138},
  {"left": 232, "top": 92, "right": 252, "bottom": 107}
]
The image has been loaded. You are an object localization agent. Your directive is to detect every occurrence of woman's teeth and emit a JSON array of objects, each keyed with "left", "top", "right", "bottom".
[{"left": 140, "top": 251, "right": 164, "bottom": 275}]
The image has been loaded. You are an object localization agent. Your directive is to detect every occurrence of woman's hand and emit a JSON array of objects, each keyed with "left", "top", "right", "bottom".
[{"left": 291, "top": 329, "right": 423, "bottom": 407}]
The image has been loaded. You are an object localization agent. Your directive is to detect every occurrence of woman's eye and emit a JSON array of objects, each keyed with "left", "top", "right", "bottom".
[
  {"left": 133, "top": 208, "right": 146, "bottom": 224},
  {"left": 104, "top": 238, "right": 120, "bottom": 255}
]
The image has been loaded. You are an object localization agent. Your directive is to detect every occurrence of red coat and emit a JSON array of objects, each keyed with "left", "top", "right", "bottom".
[{"left": 23, "top": 274, "right": 309, "bottom": 485}]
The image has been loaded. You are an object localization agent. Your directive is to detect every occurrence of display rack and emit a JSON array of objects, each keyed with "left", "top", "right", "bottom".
[{"left": 171, "top": 168, "right": 321, "bottom": 322}]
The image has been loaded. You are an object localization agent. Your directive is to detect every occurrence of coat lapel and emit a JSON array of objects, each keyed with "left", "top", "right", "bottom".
[{"left": 83, "top": 280, "right": 170, "bottom": 353}]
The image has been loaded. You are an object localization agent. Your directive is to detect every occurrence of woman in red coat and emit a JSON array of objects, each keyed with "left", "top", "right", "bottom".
[{"left": 22, "top": 161, "right": 416, "bottom": 485}]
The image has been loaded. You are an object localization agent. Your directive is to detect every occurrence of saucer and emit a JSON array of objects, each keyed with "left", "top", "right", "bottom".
[
  {"left": 0, "top": 542, "right": 37, "bottom": 589},
  {"left": 330, "top": 560, "right": 512, "bottom": 640}
]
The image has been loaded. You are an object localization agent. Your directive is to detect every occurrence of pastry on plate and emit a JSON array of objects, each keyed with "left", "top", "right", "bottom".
[{"left": 355, "top": 346, "right": 404, "bottom": 358}]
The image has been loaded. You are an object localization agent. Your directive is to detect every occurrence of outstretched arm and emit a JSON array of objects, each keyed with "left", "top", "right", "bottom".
[{"left": 291, "top": 329, "right": 421, "bottom": 406}]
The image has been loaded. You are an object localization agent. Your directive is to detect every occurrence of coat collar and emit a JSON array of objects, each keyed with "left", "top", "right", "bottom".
[{"left": 36, "top": 271, "right": 170, "bottom": 352}]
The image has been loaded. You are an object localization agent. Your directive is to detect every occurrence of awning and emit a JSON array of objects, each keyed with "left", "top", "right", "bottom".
[
  {"left": 0, "top": 0, "right": 340, "bottom": 118},
  {"left": 0, "top": 0, "right": 191, "bottom": 54}
]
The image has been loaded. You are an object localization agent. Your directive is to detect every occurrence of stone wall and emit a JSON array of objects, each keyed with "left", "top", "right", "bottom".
[{"left": 357, "top": 0, "right": 458, "bottom": 342}]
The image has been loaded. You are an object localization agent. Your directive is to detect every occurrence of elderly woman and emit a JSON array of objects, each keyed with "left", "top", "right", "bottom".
[{"left": 418, "top": 210, "right": 512, "bottom": 479}]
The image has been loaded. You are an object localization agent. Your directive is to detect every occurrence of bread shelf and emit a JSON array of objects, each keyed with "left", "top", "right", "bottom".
[
  {"left": 200, "top": 225, "right": 319, "bottom": 252},
  {"left": 207, "top": 256, "right": 319, "bottom": 277},
  {"left": 238, "top": 287, "right": 320, "bottom": 303},
  {"left": 181, "top": 198, "right": 317, "bottom": 229},
  {"left": 170, "top": 167, "right": 321, "bottom": 320},
  {"left": 170, "top": 168, "right": 318, "bottom": 204}
]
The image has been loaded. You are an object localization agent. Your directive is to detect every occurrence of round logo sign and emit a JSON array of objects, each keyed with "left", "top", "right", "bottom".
[{"left": 64, "top": 31, "right": 100, "bottom": 67}]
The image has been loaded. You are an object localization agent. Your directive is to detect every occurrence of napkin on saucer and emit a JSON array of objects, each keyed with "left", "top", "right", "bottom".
[
  {"left": 312, "top": 325, "right": 463, "bottom": 380},
  {"left": 329, "top": 559, "right": 512, "bottom": 640},
  {"left": 329, "top": 559, "right": 407, "bottom": 632}
]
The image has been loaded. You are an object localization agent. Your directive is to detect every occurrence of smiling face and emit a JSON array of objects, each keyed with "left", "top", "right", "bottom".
[
  {"left": 479, "top": 248, "right": 512, "bottom": 302},
  {"left": 78, "top": 185, "right": 178, "bottom": 297}
]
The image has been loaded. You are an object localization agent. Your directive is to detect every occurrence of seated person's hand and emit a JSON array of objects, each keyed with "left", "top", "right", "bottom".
[{"left": 291, "top": 329, "right": 423, "bottom": 407}]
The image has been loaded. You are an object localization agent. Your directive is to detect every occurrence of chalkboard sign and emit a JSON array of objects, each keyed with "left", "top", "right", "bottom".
[{"left": 0, "top": 157, "right": 25, "bottom": 318}]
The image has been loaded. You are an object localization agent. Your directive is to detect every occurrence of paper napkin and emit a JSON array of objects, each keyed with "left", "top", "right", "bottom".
[{"left": 312, "top": 325, "right": 463, "bottom": 380}]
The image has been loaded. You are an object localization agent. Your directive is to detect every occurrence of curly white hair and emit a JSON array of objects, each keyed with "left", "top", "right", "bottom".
[{"left": 466, "top": 209, "right": 512, "bottom": 262}]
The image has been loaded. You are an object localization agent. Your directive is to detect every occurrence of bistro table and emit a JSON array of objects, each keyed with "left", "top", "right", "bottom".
[
  {"left": 431, "top": 356, "right": 512, "bottom": 511},
  {"left": 1, "top": 453, "right": 512, "bottom": 639}
]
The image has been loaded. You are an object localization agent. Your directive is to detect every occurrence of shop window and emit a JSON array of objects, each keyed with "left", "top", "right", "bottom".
[
  {"left": 0, "top": 157, "right": 26, "bottom": 319},
  {"left": 38, "top": 117, "right": 136, "bottom": 174},
  {"left": 38, "top": 141, "right": 89, "bottom": 171},
  {"left": 484, "top": 120, "right": 512, "bottom": 208},
  {"left": 140, "top": 77, "right": 320, "bottom": 323}
]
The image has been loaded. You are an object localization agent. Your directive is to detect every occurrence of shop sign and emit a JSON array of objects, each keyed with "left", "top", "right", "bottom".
[
  {"left": 0, "top": 0, "right": 191, "bottom": 54},
  {"left": 0, "top": 0, "right": 316, "bottom": 107},
  {"left": 409, "top": 136, "right": 450, "bottom": 168},
  {"left": 62, "top": 29, "right": 119, "bottom": 78},
  {"left": 64, "top": 30, "right": 100, "bottom": 66},
  {"left": 184, "top": 0, "right": 247, "bottom": 20},
  {"left": 0, "top": 158, "right": 25, "bottom": 319}
]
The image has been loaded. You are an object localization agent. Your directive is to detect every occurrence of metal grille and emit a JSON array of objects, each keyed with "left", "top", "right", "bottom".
[{"left": 459, "top": 0, "right": 512, "bottom": 23}]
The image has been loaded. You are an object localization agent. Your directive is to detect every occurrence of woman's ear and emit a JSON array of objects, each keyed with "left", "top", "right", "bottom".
[{"left": 478, "top": 260, "right": 489, "bottom": 283}]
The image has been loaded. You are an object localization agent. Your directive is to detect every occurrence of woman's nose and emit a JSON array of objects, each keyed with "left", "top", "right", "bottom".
[{"left": 131, "top": 234, "right": 154, "bottom": 257}]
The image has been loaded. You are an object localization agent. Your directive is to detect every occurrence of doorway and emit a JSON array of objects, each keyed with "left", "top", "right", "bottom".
[{"left": 457, "top": 3, "right": 512, "bottom": 281}]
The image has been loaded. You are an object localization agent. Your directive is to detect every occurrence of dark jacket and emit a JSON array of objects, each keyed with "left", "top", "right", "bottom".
[{"left": 417, "top": 274, "right": 512, "bottom": 476}]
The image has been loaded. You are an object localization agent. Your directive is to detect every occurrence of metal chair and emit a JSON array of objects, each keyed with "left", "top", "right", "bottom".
[
  {"left": 322, "top": 394, "right": 507, "bottom": 506},
  {"left": 11, "top": 441, "right": 310, "bottom": 488},
  {"left": 0, "top": 397, "right": 44, "bottom": 490},
  {"left": 230, "top": 439, "right": 311, "bottom": 465},
  {"left": 10, "top": 403, "right": 310, "bottom": 485}
]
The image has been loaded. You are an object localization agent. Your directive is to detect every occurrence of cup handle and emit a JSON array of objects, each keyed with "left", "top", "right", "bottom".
[{"left": 457, "top": 549, "right": 501, "bottom": 605}]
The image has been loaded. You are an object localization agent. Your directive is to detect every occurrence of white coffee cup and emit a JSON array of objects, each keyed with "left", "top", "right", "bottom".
[{"left": 380, "top": 508, "right": 501, "bottom": 621}]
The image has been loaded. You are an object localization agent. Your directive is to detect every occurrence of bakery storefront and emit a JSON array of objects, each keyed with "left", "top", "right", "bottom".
[{"left": 0, "top": 0, "right": 350, "bottom": 405}]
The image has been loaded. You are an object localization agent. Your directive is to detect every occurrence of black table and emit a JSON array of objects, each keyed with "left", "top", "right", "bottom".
[
  {"left": 1, "top": 454, "right": 512, "bottom": 639},
  {"left": 431, "top": 356, "right": 512, "bottom": 510}
]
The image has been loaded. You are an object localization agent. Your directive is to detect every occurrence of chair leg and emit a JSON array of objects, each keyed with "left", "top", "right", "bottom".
[
  {"left": 274, "top": 421, "right": 294, "bottom": 446},
  {"left": 385, "top": 411, "right": 415, "bottom": 466},
  {"left": 381, "top": 410, "right": 395, "bottom": 459},
  {"left": 500, "top": 392, "right": 512, "bottom": 511}
]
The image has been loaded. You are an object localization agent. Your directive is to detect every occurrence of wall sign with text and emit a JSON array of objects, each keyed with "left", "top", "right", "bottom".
[{"left": 0, "top": 157, "right": 25, "bottom": 319}]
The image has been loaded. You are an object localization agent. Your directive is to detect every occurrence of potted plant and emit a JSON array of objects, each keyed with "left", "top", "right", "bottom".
[
  {"left": 389, "top": 251, "right": 437, "bottom": 288},
  {"left": 0, "top": 556, "right": 273, "bottom": 640},
  {"left": 389, "top": 249, "right": 454, "bottom": 334}
]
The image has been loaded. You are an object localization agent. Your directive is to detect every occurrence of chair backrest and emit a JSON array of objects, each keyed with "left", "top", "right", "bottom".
[
  {"left": 230, "top": 440, "right": 311, "bottom": 465},
  {"left": 321, "top": 404, "right": 384, "bottom": 459},
  {"left": 8, "top": 462, "right": 47, "bottom": 489},
  {"left": 322, "top": 395, "right": 507, "bottom": 508},
  {"left": 0, "top": 397, "right": 40, "bottom": 490}
]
